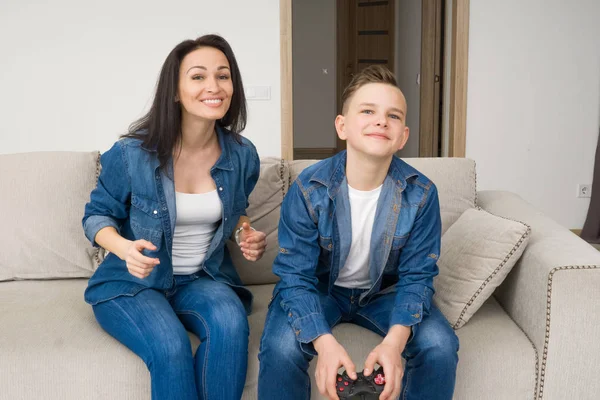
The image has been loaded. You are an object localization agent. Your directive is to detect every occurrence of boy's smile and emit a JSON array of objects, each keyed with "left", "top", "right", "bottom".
[{"left": 336, "top": 83, "right": 410, "bottom": 160}]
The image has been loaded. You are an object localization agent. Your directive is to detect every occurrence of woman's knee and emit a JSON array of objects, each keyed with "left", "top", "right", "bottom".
[
  {"left": 204, "top": 298, "right": 249, "bottom": 339},
  {"left": 149, "top": 327, "right": 193, "bottom": 368}
]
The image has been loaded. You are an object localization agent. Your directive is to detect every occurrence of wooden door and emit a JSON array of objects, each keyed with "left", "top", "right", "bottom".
[{"left": 337, "top": 0, "right": 396, "bottom": 153}]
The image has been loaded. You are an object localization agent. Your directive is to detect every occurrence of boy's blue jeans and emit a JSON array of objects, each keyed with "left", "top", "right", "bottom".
[
  {"left": 92, "top": 272, "right": 249, "bottom": 400},
  {"left": 258, "top": 285, "right": 459, "bottom": 400}
]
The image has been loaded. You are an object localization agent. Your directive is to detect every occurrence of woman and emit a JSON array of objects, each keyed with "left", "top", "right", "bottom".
[{"left": 82, "top": 34, "right": 266, "bottom": 400}]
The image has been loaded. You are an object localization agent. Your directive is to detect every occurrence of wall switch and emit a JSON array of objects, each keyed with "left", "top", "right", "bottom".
[
  {"left": 577, "top": 184, "right": 592, "bottom": 198},
  {"left": 245, "top": 86, "right": 271, "bottom": 100}
]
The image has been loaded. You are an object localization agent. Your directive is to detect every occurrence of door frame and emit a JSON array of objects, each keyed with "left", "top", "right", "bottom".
[
  {"left": 280, "top": 0, "right": 469, "bottom": 159},
  {"left": 419, "top": 0, "right": 443, "bottom": 157}
]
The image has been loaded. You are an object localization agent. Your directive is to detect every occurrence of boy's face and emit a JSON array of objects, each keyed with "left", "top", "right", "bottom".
[{"left": 336, "top": 83, "right": 409, "bottom": 160}]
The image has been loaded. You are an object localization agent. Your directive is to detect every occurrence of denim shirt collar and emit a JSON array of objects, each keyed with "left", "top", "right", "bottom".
[
  {"left": 308, "top": 150, "right": 419, "bottom": 197},
  {"left": 146, "top": 124, "right": 235, "bottom": 181},
  {"left": 212, "top": 125, "right": 235, "bottom": 172}
]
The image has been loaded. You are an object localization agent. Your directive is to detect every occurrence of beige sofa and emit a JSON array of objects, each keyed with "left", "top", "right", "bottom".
[{"left": 0, "top": 152, "right": 599, "bottom": 400}]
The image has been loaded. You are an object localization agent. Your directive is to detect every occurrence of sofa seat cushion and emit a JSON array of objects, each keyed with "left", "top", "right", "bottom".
[
  {"left": 245, "top": 286, "right": 537, "bottom": 400},
  {"left": 0, "top": 280, "right": 536, "bottom": 400},
  {"left": 0, "top": 279, "right": 188, "bottom": 400}
]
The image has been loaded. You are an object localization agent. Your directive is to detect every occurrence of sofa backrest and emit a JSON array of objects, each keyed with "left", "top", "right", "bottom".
[
  {"left": 232, "top": 157, "right": 477, "bottom": 285},
  {"left": 0, "top": 152, "right": 475, "bottom": 287},
  {"left": 0, "top": 151, "right": 102, "bottom": 282},
  {"left": 226, "top": 158, "right": 285, "bottom": 285}
]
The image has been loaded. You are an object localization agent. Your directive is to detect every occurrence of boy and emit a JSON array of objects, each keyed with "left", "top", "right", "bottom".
[{"left": 258, "top": 66, "right": 458, "bottom": 400}]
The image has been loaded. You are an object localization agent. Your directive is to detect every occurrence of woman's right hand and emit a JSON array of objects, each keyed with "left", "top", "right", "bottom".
[
  {"left": 122, "top": 239, "right": 160, "bottom": 279},
  {"left": 94, "top": 227, "right": 160, "bottom": 279}
]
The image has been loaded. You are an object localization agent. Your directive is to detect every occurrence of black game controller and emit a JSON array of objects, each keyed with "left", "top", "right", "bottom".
[{"left": 335, "top": 367, "right": 386, "bottom": 399}]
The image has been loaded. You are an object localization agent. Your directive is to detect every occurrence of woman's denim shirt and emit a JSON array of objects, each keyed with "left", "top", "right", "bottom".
[
  {"left": 272, "top": 151, "right": 441, "bottom": 345},
  {"left": 82, "top": 126, "right": 260, "bottom": 313}
]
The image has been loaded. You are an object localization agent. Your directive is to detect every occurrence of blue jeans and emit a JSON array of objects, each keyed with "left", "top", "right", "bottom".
[
  {"left": 92, "top": 272, "right": 249, "bottom": 400},
  {"left": 258, "top": 285, "right": 459, "bottom": 400}
]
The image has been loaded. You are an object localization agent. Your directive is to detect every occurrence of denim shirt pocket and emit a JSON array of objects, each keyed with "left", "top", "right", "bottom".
[
  {"left": 130, "top": 194, "right": 163, "bottom": 251},
  {"left": 383, "top": 234, "right": 410, "bottom": 273}
]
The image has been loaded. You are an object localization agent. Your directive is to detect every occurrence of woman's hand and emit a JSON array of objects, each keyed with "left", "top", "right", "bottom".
[
  {"left": 238, "top": 222, "right": 267, "bottom": 261},
  {"left": 122, "top": 239, "right": 160, "bottom": 279},
  {"left": 94, "top": 227, "right": 160, "bottom": 279}
]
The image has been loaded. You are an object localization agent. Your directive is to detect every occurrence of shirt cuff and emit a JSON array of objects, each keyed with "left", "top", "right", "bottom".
[
  {"left": 290, "top": 312, "right": 332, "bottom": 346},
  {"left": 390, "top": 302, "right": 424, "bottom": 327},
  {"left": 83, "top": 215, "right": 120, "bottom": 247}
]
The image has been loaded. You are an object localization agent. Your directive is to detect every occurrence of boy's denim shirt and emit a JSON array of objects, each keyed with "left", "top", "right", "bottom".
[
  {"left": 82, "top": 126, "right": 260, "bottom": 314},
  {"left": 272, "top": 151, "right": 441, "bottom": 350}
]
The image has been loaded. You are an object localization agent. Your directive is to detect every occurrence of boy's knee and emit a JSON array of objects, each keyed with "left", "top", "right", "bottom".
[
  {"left": 417, "top": 327, "right": 459, "bottom": 364},
  {"left": 260, "top": 327, "right": 305, "bottom": 364}
]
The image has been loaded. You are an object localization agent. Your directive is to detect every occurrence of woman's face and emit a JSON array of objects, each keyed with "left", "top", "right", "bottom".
[{"left": 178, "top": 46, "right": 234, "bottom": 122}]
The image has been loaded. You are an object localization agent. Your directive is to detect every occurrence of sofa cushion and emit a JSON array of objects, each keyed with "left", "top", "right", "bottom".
[
  {"left": 228, "top": 158, "right": 284, "bottom": 285},
  {"left": 403, "top": 158, "right": 476, "bottom": 234},
  {"left": 0, "top": 279, "right": 535, "bottom": 400},
  {"left": 434, "top": 207, "right": 531, "bottom": 329},
  {"left": 0, "top": 152, "right": 102, "bottom": 281}
]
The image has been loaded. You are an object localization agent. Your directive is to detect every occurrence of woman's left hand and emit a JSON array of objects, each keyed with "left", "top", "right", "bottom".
[{"left": 238, "top": 222, "right": 267, "bottom": 261}]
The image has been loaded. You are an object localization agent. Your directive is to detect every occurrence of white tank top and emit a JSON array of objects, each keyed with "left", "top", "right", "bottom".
[{"left": 171, "top": 190, "right": 222, "bottom": 275}]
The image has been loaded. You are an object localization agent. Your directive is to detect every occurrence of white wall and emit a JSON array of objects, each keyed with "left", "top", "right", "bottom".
[
  {"left": 0, "top": 0, "right": 281, "bottom": 157},
  {"left": 395, "top": 0, "right": 422, "bottom": 158},
  {"left": 467, "top": 0, "right": 600, "bottom": 229}
]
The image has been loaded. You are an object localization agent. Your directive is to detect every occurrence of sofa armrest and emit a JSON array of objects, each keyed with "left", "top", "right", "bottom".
[{"left": 478, "top": 191, "right": 600, "bottom": 400}]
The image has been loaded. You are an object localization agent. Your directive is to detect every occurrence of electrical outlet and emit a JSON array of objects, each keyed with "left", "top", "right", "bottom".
[{"left": 577, "top": 184, "right": 592, "bottom": 198}]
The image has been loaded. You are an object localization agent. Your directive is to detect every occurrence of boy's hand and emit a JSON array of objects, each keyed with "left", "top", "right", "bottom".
[
  {"left": 313, "top": 334, "right": 357, "bottom": 400},
  {"left": 364, "top": 325, "right": 410, "bottom": 400},
  {"left": 238, "top": 222, "right": 267, "bottom": 261}
]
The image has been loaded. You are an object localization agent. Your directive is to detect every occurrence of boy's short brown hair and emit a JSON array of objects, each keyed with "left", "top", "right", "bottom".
[{"left": 341, "top": 65, "right": 398, "bottom": 114}]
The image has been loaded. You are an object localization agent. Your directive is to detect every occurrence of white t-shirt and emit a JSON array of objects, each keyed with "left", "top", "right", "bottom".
[
  {"left": 334, "top": 183, "right": 382, "bottom": 289},
  {"left": 171, "top": 190, "right": 222, "bottom": 275}
]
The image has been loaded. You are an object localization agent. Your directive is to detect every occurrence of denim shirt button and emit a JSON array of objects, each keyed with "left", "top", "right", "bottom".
[
  {"left": 153, "top": 210, "right": 158, "bottom": 215},
  {"left": 219, "top": 187, "right": 223, "bottom": 191}
]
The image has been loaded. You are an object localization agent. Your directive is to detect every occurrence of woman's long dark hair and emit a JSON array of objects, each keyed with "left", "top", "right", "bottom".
[{"left": 123, "top": 34, "right": 247, "bottom": 168}]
